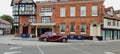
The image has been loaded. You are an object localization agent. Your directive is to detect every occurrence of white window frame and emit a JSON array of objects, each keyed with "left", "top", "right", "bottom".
[
  {"left": 14, "top": 16, "right": 19, "bottom": 23},
  {"left": 70, "top": 24, "right": 75, "bottom": 34},
  {"left": 81, "top": 6, "right": 86, "bottom": 16},
  {"left": 70, "top": 7, "right": 76, "bottom": 17},
  {"left": 92, "top": 6, "right": 98, "bottom": 16},
  {"left": 60, "top": 24, "right": 66, "bottom": 33},
  {"left": 60, "top": 7, "right": 66, "bottom": 17},
  {"left": 42, "top": 17, "right": 50, "bottom": 23},
  {"left": 107, "top": 19, "right": 111, "bottom": 26},
  {"left": 30, "top": 16, "right": 35, "bottom": 23}
]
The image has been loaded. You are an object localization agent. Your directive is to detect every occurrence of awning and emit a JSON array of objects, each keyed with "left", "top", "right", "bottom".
[{"left": 31, "top": 23, "right": 56, "bottom": 26}]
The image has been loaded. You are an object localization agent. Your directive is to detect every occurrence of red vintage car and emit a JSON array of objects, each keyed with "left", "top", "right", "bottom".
[{"left": 38, "top": 32, "right": 68, "bottom": 43}]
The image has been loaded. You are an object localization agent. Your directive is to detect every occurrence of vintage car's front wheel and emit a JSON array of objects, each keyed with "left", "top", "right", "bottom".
[{"left": 62, "top": 39, "right": 67, "bottom": 43}]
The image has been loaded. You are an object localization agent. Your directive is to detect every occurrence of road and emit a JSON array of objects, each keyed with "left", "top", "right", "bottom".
[{"left": 0, "top": 41, "right": 120, "bottom": 54}]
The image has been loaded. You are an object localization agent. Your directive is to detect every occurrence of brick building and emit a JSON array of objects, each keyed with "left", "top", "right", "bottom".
[{"left": 11, "top": 0, "right": 120, "bottom": 40}]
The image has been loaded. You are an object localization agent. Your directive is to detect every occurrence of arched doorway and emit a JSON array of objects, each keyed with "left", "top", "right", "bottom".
[{"left": 90, "top": 23, "right": 101, "bottom": 40}]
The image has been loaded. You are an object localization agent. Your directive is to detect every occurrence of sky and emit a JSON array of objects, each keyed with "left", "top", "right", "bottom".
[{"left": 0, "top": 0, "right": 120, "bottom": 17}]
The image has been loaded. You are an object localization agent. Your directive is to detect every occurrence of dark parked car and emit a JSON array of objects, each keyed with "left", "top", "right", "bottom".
[{"left": 38, "top": 32, "right": 68, "bottom": 43}]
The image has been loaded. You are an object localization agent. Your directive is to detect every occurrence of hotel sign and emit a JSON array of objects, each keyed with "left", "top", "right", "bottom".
[{"left": 40, "top": 12, "right": 52, "bottom": 16}]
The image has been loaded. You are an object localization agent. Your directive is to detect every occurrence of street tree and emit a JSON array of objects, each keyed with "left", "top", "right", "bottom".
[{"left": 0, "top": 15, "right": 14, "bottom": 24}]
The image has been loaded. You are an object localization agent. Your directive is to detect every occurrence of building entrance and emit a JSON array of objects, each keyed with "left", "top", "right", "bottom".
[
  {"left": 23, "top": 26, "right": 28, "bottom": 34},
  {"left": 37, "top": 28, "right": 52, "bottom": 37}
]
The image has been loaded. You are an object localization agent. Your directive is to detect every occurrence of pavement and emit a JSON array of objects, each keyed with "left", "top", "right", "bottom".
[
  {"left": 0, "top": 35, "right": 120, "bottom": 46},
  {"left": 1, "top": 35, "right": 120, "bottom": 54}
]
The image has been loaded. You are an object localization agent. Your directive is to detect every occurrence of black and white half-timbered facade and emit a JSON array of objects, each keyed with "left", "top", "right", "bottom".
[{"left": 11, "top": 0, "right": 36, "bottom": 36}]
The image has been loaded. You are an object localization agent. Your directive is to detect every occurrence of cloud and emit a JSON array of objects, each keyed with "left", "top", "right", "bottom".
[{"left": 104, "top": 0, "right": 120, "bottom": 10}]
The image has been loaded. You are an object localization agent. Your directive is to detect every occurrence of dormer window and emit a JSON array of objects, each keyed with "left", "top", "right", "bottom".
[{"left": 107, "top": 8, "right": 113, "bottom": 16}]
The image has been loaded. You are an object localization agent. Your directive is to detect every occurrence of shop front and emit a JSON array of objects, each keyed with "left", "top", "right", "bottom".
[
  {"left": 31, "top": 23, "right": 56, "bottom": 37},
  {"left": 102, "top": 29, "right": 120, "bottom": 40}
]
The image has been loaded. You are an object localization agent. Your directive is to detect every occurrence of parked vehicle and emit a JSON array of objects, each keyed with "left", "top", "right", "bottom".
[{"left": 38, "top": 32, "right": 68, "bottom": 43}]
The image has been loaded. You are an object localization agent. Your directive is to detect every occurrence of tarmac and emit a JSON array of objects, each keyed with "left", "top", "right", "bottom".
[{"left": 0, "top": 35, "right": 120, "bottom": 46}]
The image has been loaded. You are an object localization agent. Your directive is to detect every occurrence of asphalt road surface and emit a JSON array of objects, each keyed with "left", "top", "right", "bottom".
[{"left": 0, "top": 41, "right": 120, "bottom": 54}]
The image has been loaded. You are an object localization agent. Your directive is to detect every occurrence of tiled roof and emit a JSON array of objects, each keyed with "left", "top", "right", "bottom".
[
  {"left": 14, "top": 0, "right": 20, "bottom": 3},
  {"left": 104, "top": 7, "right": 113, "bottom": 12},
  {"left": 102, "top": 6, "right": 120, "bottom": 20},
  {"left": 0, "top": 19, "right": 11, "bottom": 25},
  {"left": 11, "top": 0, "right": 20, "bottom": 6},
  {"left": 114, "top": 10, "right": 120, "bottom": 14}
]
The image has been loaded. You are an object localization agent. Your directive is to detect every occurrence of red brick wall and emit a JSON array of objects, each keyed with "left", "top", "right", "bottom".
[
  {"left": 36, "top": 1, "right": 104, "bottom": 36},
  {"left": 19, "top": 16, "right": 31, "bottom": 35}
]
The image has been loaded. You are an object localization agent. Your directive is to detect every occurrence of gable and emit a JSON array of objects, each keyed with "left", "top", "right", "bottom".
[
  {"left": 105, "top": 7, "right": 114, "bottom": 16},
  {"left": 103, "top": 7, "right": 120, "bottom": 20},
  {"left": 11, "top": 0, "right": 20, "bottom": 6},
  {"left": 107, "top": 8, "right": 114, "bottom": 15}
]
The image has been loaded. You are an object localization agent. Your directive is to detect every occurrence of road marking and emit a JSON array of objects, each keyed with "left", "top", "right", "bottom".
[
  {"left": 104, "top": 52, "right": 115, "bottom": 54},
  {"left": 9, "top": 47, "right": 22, "bottom": 50},
  {"left": 67, "top": 45, "right": 91, "bottom": 54},
  {"left": 3, "top": 51, "right": 21, "bottom": 54},
  {"left": 37, "top": 45, "right": 45, "bottom": 54}
]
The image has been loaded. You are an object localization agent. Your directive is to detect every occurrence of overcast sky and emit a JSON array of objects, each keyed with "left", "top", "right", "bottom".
[{"left": 0, "top": 0, "right": 120, "bottom": 16}]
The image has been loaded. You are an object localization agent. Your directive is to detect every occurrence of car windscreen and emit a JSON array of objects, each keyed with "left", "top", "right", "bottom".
[
  {"left": 47, "top": 32, "right": 57, "bottom": 36},
  {"left": 47, "top": 32, "right": 52, "bottom": 36}
]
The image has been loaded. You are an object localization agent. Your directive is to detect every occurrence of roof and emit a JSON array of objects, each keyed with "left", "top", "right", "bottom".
[
  {"left": 11, "top": 0, "right": 20, "bottom": 6},
  {"left": 14, "top": 0, "right": 20, "bottom": 3},
  {"left": 104, "top": 7, "right": 114, "bottom": 12},
  {"left": 114, "top": 10, "right": 120, "bottom": 14},
  {"left": 11, "top": 0, "right": 36, "bottom": 6},
  {"left": 0, "top": 19, "right": 12, "bottom": 25},
  {"left": 102, "top": 6, "right": 120, "bottom": 20}
]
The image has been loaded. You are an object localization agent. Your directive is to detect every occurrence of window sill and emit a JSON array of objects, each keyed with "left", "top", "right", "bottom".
[
  {"left": 70, "top": 16, "right": 76, "bottom": 18},
  {"left": 60, "top": 17, "right": 65, "bottom": 18},
  {"left": 92, "top": 15, "right": 98, "bottom": 17},
  {"left": 70, "top": 32, "right": 75, "bottom": 34},
  {"left": 60, "top": 32, "right": 65, "bottom": 34},
  {"left": 80, "top": 32, "right": 86, "bottom": 34}
]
